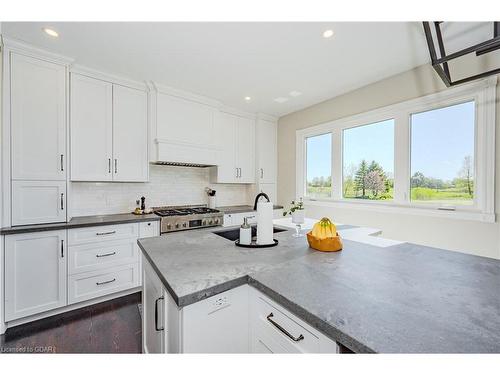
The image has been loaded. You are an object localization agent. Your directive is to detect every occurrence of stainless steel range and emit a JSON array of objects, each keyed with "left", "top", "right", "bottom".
[{"left": 153, "top": 205, "right": 223, "bottom": 234}]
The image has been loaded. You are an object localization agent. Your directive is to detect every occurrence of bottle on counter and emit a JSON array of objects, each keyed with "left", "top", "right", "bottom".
[{"left": 239, "top": 217, "right": 252, "bottom": 245}]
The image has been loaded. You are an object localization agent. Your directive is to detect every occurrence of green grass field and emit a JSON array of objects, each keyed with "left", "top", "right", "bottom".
[{"left": 307, "top": 185, "right": 473, "bottom": 205}]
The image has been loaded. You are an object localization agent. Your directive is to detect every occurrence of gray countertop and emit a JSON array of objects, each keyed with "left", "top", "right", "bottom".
[
  {"left": 217, "top": 205, "right": 283, "bottom": 214},
  {"left": 138, "top": 225, "right": 500, "bottom": 353},
  {"left": 0, "top": 213, "right": 160, "bottom": 235}
]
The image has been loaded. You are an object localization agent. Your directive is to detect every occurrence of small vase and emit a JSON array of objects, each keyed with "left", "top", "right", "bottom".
[{"left": 291, "top": 210, "right": 305, "bottom": 237}]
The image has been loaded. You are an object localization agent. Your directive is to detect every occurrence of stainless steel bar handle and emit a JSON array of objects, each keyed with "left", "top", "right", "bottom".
[
  {"left": 60, "top": 193, "right": 64, "bottom": 210},
  {"left": 236, "top": 167, "right": 239, "bottom": 178},
  {"left": 61, "top": 239, "right": 64, "bottom": 258},
  {"left": 108, "top": 158, "right": 111, "bottom": 174},
  {"left": 238, "top": 168, "right": 241, "bottom": 178},
  {"left": 114, "top": 159, "right": 118, "bottom": 174},
  {"left": 260, "top": 168, "right": 264, "bottom": 178},
  {"left": 60, "top": 154, "right": 64, "bottom": 171},
  {"left": 96, "top": 251, "right": 116, "bottom": 258},
  {"left": 96, "top": 278, "right": 116, "bottom": 286},
  {"left": 266, "top": 313, "right": 305, "bottom": 342},
  {"left": 96, "top": 231, "right": 116, "bottom": 236},
  {"left": 155, "top": 296, "right": 165, "bottom": 331}
]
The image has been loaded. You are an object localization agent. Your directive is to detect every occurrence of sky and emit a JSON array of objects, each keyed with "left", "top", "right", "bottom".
[{"left": 306, "top": 101, "right": 475, "bottom": 182}]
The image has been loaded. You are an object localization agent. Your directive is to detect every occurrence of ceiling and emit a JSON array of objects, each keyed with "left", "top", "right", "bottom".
[{"left": 1, "top": 22, "right": 494, "bottom": 117}]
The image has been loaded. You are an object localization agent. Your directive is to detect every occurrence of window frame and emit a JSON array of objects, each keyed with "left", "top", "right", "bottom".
[{"left": 295, "top": 77, "right": 496, "bottom": 222}]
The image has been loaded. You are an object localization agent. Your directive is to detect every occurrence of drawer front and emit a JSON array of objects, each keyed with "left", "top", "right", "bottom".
[
  {"left": 68, "top": 223, "right": 138, "bottom": 245},
  {"left": 139, "top": 221, "right": 159, "bottom": 238},
  {"left": 253, "top": 294, "right": 320, "bottom": 353},
  {"left": 68, "top": 238, "right": 139, "bottom": 275},
  {"left": 68, "top": 263, "right": 139, "bottom": 304}
]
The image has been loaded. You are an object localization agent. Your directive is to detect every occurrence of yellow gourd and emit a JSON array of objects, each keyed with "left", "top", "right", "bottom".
[{"left": 311, "top": 217, "right": 337, "bottom": 239}]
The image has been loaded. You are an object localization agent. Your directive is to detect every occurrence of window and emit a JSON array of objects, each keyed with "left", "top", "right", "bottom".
[
  {"left": 343, "top": 119, "right": 394, "bottom": 200},
  {"left": 410, "top": 101, "right": 475, "bottom": 205},
  {"left": 296, "top": 77, "right": 495, "bottom": 222},
  {"left": 305, "top": 133, "right": 332, "bottom": 198}
]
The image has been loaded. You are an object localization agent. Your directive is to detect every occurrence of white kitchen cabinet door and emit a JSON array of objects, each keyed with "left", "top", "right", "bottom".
[
  {"left": 257, "top": 119, "right": 277, "bottom": 183},
  {"left": 11, "top": 180, "right": 66, "bottom": 225},
  {"left": 237, "top": 117, "right": 256, "bottom": 183},
  {"left": 4, "top": 230, "right": 67, "bottom": 321},
  {"left": 156, "top": 92, "right": 215, "bottom": 147},
  {"left": 143, "top": 257, "right": 165, "bottom": 353},
  {"left": 10, "top": 53, "right": 67, "bottom": 181},
  {"left": 112, "top": 84, "right": 148, "bottom": 182},
  {"left": 70, "top": 73, "right": 113, "bottom": 181},
  {"left": 212, "top": 112, "right": 237, "bottom": 183}
]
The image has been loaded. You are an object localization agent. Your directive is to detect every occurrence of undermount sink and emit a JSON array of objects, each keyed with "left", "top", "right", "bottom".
[{"left": 213, "top": 226, "right": 287, "bottom": 241}]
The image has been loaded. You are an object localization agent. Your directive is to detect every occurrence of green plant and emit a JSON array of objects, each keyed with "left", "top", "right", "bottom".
[{"left": 283, "top": 197, "right": 304, "bottom": 216}]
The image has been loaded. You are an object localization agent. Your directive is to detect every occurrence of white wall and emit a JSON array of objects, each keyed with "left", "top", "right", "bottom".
[
  {"left": 278, "top": 62, "right": 500, "bottom": 259},
  {"left": 70, "top": 165, "right": 251, "bottom": 216}
]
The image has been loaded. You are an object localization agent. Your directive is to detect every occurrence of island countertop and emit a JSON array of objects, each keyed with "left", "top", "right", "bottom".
[{"left": 137, "top": 225, "right": 500, "bottom": 353}]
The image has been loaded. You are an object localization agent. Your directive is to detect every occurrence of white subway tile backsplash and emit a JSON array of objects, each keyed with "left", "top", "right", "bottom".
[{"left": 70, "top": 165, "right": 251, "bottom": 216}]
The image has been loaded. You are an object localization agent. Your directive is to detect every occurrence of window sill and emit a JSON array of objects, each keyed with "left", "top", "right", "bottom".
[{"left": 304, "top": 198, "right": 496, "bottom": 223}]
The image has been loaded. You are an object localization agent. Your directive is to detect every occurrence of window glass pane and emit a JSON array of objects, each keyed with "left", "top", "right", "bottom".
[
  {"left": 410, "top": 101, "right": 475, "bottom": 205},
  {"left": 343, "top": 119, "right": 394, "bottom": 200},
  {"left": 306, "top": 133, "right": 332, "bottom": 198}
]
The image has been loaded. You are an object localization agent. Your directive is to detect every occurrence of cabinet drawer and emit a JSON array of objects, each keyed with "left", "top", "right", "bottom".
[
  {"left": 139, "top": 221, "right": 159, "bottom": 238},
  {"left": 68, "top": 238, "right": 139, "bottom": 275},
  {"left": 253, "top": 293, "right": 320, "bottom": 353},
  {"left": 68, "top": 263, "right": 139, "bottom": 304},
  {"left": 68, "top": 223, "right": 138, "bottom": 245}
]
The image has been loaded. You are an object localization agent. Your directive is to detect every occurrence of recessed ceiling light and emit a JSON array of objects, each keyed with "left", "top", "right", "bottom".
[
  {"left": 42, "top": 28, "right": 59, "bottom": 38},
  {"left": 244, "top": 96, "right": 251, "bottom": 102},
  {"left": 323, "top": 29, "right": 334, "bottom": 39},
  {"left": 289, "top": 91, "right": 302, "bottom": 97},
  {"left": 274, "top": 97, "right": 289, "bottom": 103}
]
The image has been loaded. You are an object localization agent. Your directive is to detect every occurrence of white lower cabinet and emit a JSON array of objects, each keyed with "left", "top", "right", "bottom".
[
  {"left": 142, "top": 255, "right": 167, "bottom": 353},
  {"left": 249, "top": 287, "right": 338, "bottom": 353},
  {"left": 4, "top": 230, "right": 67, "bottom": 321},
  {"left": 3, "top": 221, "right": 160, "bottom": 326},
  {"left": 68, "top": 263, "right": 139, "bottom": 304},
  {"left": 140, "top": 263, "right": 339, "bottom": 353}
]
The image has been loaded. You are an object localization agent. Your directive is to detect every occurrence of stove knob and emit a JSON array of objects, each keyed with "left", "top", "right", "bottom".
[
  {"left": 209, "top": 220, "right": 213, "bottom": 225},
  {"left": 183, "top": 223, "right": 187, "bottom": 228},
  {"left": 202, "top": 220, "right": 207, "bottom": 226},
  {"left": 167, "top": 224, "right": 171, "bottom": 230},
  {"left": 214, "top": 218, "right": 219, "bottom": 224},
  {"left": 175, "top": 223, "right": 180, "bottom": 229}
]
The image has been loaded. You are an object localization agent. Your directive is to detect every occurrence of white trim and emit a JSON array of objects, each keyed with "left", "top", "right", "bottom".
[
  {"left": 219, "top": 105, "right": 256, "bottom": 120},
  {"left": 306, "top": 199, "right": 496, "bottom": 223},
  {"left": 256, "top": 112, "right": 278, "bottom": 122},
  {"left": 1, "top": 36, "right": 74, "bottom": 65},
  {"left": 70, "top": 64, "right": 147, "bottom": 91},
  {"left": 296, "top": 77, "right": 497, "bottom": 223},
  {"left": 151, "top": 81, "right": 221, "bottom": 108}
]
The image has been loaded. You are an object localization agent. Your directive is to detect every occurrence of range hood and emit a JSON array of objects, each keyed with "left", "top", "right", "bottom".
[{"left": 150, "top": 161, "right": 214, "bottom": 168}]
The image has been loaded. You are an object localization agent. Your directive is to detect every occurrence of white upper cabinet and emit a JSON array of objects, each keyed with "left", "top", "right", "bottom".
[
  {"left": 113, "top": 85, "right": 148, "bottom": 182},
  {"left": 213, "top": 112, "right": 238, "bottom": 181},
  {"left": 236, "top": 116, "right": 256, "bottom": 183},
  {"left": 70, "top": 72, "right": 148, "bottom": 182},
  {"left": 10, "top": 53, "right": 66, "bottom": 181},
  {"left": 256, "top": 119, "right": 277, "bottom": 184},
  {"left": 210, "top": 112, "right": 255, "bottom": 184},
  {"left": 70, "top": 73, "right": 113, "bottom": 181},
  {"left": 153, "top": 89, "right": 217, "bottom": 165}
]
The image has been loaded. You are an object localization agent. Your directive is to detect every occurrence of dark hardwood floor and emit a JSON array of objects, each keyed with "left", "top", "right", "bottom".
[{"left": 0, "top": 292, "right": 142, "bottom": 354}]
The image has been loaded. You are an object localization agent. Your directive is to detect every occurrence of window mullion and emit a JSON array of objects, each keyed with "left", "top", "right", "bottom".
[
  {"left": 393, "top": 112, "right": 410, "bottom": 204},
  {"left": 331, "top": 130, "right": 342, "bottom": 200}
]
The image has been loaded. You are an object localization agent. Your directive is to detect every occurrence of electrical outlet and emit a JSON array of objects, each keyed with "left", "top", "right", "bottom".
[{"left": 209, "top": 296, "right": 230, "bottom": 314}]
